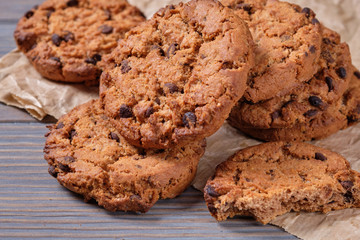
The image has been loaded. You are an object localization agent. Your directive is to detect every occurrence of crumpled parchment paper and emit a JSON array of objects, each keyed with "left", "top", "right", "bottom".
[{"left": 0, "top": 0, "right": 359, "bottom": 239}]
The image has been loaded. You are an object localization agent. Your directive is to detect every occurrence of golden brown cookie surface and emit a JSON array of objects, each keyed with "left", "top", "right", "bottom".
[
  {"left": 100, "top": 0, "right": 255, "bottom": 149},
  {"left": 14, "top": 0, "right": 145, "bottom": 85},
  {"left": 204, "top": 141, "right": 360, "bottom": 224},
  {"left": 222, "top": 0, "right": 323, "bottom": 103},
  {"left": 228, "top": 26, "right": 352, "bottom": 130},
  {"left": 44, "top": 100, "right": 206, "bottom": 212}
]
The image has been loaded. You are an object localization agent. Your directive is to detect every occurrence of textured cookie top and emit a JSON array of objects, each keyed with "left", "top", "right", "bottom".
[
  {"left": 222, "top": 0, "right": 322, "bottom": 103},
  {"left": 14, "top": 0, "right": 145, "bottom": 84},
  {"left": 229, "top": 26, "right": 352, "bottom": 129},
  {"left": 204, "top": 141, "right": 360, "bottom": 224},
  {"left": 228, "top": 67, "right": 360, "bottom": 142},
  {"left": 100, "top": 0, "right": 255, "bottom": 149},
  {"left": 44, "top": 99, "right": 206, "bottom": 212}
]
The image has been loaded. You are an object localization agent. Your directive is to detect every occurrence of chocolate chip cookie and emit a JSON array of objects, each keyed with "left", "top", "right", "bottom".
[
  {"left": 231, "top": 67, "right": 360, "bottom": 142},
  {"left": 14, "top": 0, "right": 145, "bottom": 85},
  {"left": 228, "top": 26, "right": 352, "bottom": 129},
  {"left": 204, "top": 141, "right": 360, "bottom": 224},
  {"left": 44, "top": 99, "right": 206, "bottom": 212},
  {"left": 222, "top": 0, "right": 322, "bottom": 103},
  {"left": 100, "top": 0, "right": 255, "bottom": 149}
]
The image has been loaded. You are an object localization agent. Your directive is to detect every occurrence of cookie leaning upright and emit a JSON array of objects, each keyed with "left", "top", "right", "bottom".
[
  {"left": 222, "top": 0, "right": 322, "bottom": 103},
  {"left": 14, "top": 0, "right": 145, "bottom": 85},
  {"left": 204, "top": 142, "right": 360, "bottom": 224},
  {"left": 44, "top": 99, "right": 206, "bottom": 212},
  {"left": 100, "top": 0, "right": 255, "bottom": 149}
]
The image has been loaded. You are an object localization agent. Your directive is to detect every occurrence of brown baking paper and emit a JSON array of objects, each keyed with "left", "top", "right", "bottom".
[{"left": 0, "top": 0, "right": 359, "bottom": 239}]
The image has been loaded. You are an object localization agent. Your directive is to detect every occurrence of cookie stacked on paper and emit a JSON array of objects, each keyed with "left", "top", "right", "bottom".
[
  {"left": 14, "top": 0, "right": 360, "bottom": 222},
  {"left": 223, "top": 0, "right": 360, "bottom": 142},
  {"left": 40, "top": 0, "right": 256, "bottom": 212},
  {"left": 14, "top": 0, "right": 146, "bottom": 85}
]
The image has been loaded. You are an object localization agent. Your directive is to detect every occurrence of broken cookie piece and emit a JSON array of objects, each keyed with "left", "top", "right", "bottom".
[{"left": 204, "top": 141, "right": 360, "bottom": 224}]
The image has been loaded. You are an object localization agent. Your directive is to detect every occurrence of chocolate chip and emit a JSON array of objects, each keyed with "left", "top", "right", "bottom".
[
  {"left": 104, "top": 9, "right": 112, "bottom": 20},
  {"left": 51, "top": 34, "right": 62, "bottom": 47},
  {"left": 166, "top": 43, "right": 178, "bottom": 57},
  {"left": 120, "top": 60, "right": 131, "bottom": 74},
  {"left": 85, "top": 54, "right": 101, "bottom": 65},
  {"left": 99, "top": 25, "right": 113, "bottom": 34},
  {"left": 312, "top": 18, "right": 320, "bottom": 25},
  {"left": 205, "top": 185, "right": 220, "bottom": 197},
  {"left": 271, "top": 111, "right": 280, "bottom": 120},
  {"left": 315, "top": 152, "right": 327, "bottom": 161},
  {"left": 344, "top": 191, "right": 354, "bottom": 203},
  {"left": 169, "top": 5, "right": 175, "bottom": 10},
  {"left": 235, "top": 3, "right": 252, "bottom": 14},
  {"left": 308, "top": 96, "right": 323, "bottom": 107},
  {"left": 304, "top": 109, "right": 318, "bottom": 118},
  {"left": 69, "top": 129, "right": 77, "bottom": 141},
  {"left": 58, "top": 163, "right": 70, "bottom": 172},
  {"left": 64, "top": 156, "right": 75, "bottom": 163},
  {"left": 25, "top": 10, "right": 34, "bottom": 19},
  {"left": 48, "top": 165, "right": 57, "bottom": 178},
  {"left": 207, "top": 203, "right": 217, "bottom": 215},
  {"left": 323, "top": 38, "right": 331, "bottom": 45},
  {"left": 151, "top": 45, "right": 165, "bottom": 56},
  {"left": 33, "top": 5, "right": 39, "bottom": 10},
  {"left": 304, "top": 52, "right": 309, "bottom": 57},
  {"left": 354, "top": 71, "right": 360, "bottom": 79},
  {"left": 301, "top": 7, "right": 311, "bottom": 18},
  {"left": 309, "top": 45, "right": 316, "bottom": 54},
  {"left": 119, "top": 104, "right": 133, "bottom": 118},
  {"left": 63, "top": 31, "right": 74, "bottom": 42},
  {"left": 145, "top": 107, "right": 154, "bottom": 118},
  {"left": 50, "top": 57, "right": 61, "bottom": 63},
  {"left": 110, "top": 132, "right": 120, "bottom": 142},
  {"left": 155, "top": 97, "right": 161, "bottom": 105},
  {"left": 182, "top": 112, "right": 196, "bottom": 128},
  {"left": 336, "top": 67, "right": 347, "bottom": 79},
  {"left": 85, "top": 58, "right": 96, "bottom": 65},
  {"left": 324, "top": 76, "right": 334, "bottom": 92},
  {"left": 164, "top": 83, "right": 179, "bottom": 93},
  {"left": 67, "top": 0, "right": 79, "bottom": 7},
  {"left": 340, "top": 181, "right": 354, "bottom": 191},
  {"left": 92, "top": 54, "right": 102, "bottom": 62},
  {"left": 56, "top": 122, "right": 65, "bottom": 129},
  {"left": 321, "top": 50, "right": 335, "bottom": 63}
]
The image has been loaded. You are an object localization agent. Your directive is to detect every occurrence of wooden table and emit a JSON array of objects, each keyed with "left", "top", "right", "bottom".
[{"left": 0, "top": 1, "right": 297, "bottom": 239}]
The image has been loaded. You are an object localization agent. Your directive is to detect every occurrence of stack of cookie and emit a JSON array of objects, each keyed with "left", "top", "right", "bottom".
[
  {"left": 16, "top": 0, "right": 256, "bottom": 212},
  {"left": 14, "top": 0, "right": 360, "bottom": 224},
  {"left": 224, "top": 0, "right": 360, "bottom": 142}
]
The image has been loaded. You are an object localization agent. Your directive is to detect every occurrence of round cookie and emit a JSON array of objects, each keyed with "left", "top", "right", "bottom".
[
  {"left": 231, "top": 67, "right": 360, "bottom": 142},
  {"left": 14, "top": 0, "right": 145, "bottom": 85},
  {"left": 100, "top": 0, "right": 255, "bottom": 149},
  {"left": 44, "top": 99, "right": 206, "bottom": 212},
  {"left": 204, "top": 141, "right": 360, "bottom": 224},
  {"left": 221, "top": 0, "right": 323, "bottom": 103},
  {"left": 228, "top": 26, "right": 352, "bottom": 129}
]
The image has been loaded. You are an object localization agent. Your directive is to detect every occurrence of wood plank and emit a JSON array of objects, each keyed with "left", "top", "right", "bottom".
[
  {"left": 0, "top": 0, "right": 44, "bottom": 21},
  {"left": 0, "top": 23, "right": 17, "bottom": 57}
]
